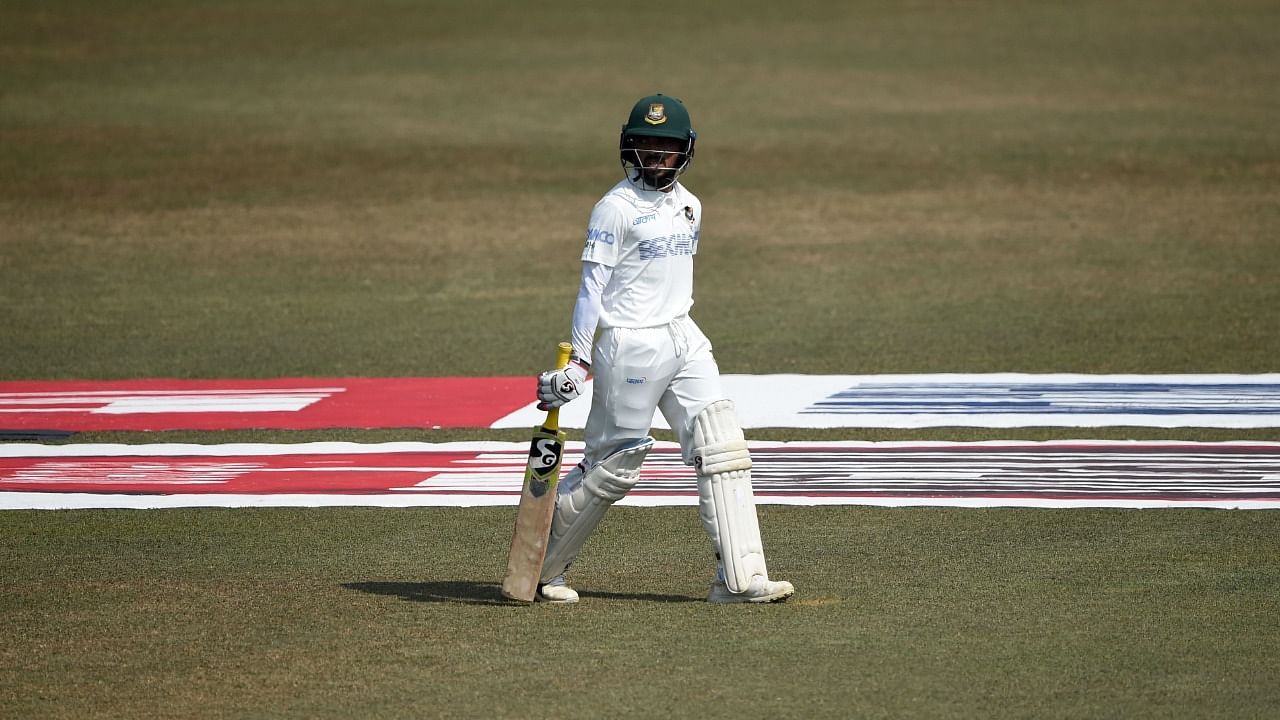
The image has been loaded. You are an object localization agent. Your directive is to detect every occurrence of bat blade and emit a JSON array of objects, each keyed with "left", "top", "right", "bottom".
[
  {"left": 501, "top": 342, "right": 574, "bottom": 603},
  {"left": 500, "top": 424, "right": 566, "bottom": 602}
]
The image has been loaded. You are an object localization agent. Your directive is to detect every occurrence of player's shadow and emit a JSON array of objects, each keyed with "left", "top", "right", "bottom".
[
  {"left": 342, "top": 580, "right": 698, "bottom": 605},
  {"left": 342, "top": 580, "right": 508, "bottom": 605}
]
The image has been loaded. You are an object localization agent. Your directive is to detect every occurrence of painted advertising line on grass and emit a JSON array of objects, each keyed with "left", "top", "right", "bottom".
[
  {"left": 3, "top": 375, "right": 1278, "bottom": 432},
  {"left": 0, "top": 377, "right": 531, "bottom": 432},
  {"left": 496, "top": 374, "right": 1280, "bottom": 429},
  {"left": 3, "top": 441, "right": 1278, "bottom": 510}
]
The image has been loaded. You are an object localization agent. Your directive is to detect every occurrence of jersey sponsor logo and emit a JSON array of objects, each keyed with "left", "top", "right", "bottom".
[
  {"left": 632, "top": 213, "right": 657, "bottom": 226},
  {"left": 638, "top": 233, "right": 695, "bottom": 260},
  {"left": 585, "top": 227, "right": 615, "bottom": 246}
]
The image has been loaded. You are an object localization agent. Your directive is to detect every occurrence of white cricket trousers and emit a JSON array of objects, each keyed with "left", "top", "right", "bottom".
[{"left": 585, "top": 314, "right": 723, "bottom": 467}]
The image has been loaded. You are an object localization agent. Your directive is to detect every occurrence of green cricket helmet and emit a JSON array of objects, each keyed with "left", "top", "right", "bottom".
[{"left": 619, "top": 94, "right": 696, "bottom": 191}]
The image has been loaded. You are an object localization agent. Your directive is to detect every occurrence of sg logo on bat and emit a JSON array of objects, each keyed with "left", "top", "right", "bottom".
[{"left": 530, "top": 436, "right": 563, "bottom": 475}]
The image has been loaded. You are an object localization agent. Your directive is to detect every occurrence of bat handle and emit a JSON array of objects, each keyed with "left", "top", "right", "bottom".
[{"left": 546, "top": 342, "right": 574, "bottom": 427}]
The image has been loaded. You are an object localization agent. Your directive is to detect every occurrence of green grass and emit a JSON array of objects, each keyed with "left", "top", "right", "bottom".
[
  {"left": 2, "top": 0, "right": 1279, "bottom": 717},
  {"left": 3, "top": 0, "right": 1278, "bottom": 378},
  {"left": 3, "top": 507, "right": 1278, "bottom": 719}
]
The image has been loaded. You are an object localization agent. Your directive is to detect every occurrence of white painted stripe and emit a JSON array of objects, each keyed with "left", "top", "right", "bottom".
[
  {"left": 1, "top": 479, "right": 224, "bottom": 485},
  {"left": 0, "top": 388, "right": 346, "bottom": 398},
  {"left": 5, "top": 439, "right": 1280, "bottom": 458},
  {"left": 488, "top": 374, "right": 1280, "bottom": 429},
  {"left": 0, "top": 389, "right": 342, "bottom": 415},
  {"left": 3, "top": 440, "right": 1279, "bottom": 510},
  {"left": 94, "top": 397, "right": 326, "bottom": 414},
  {"left": 0, "top": 408, "right": 90, "bottom": 413},
  {"left": 3, "top": 492, "right": 1276, "bottom": 511}
]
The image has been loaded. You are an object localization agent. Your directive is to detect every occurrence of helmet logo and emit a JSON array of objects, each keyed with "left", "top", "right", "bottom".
[{"left": 644, "top": 103, "right": 667, "bottom": 125}]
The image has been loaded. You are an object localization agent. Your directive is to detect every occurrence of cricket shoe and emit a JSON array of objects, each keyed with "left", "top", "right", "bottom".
[
  {"left": 535, "top": 575, "right": 579, "bottom": 604},
  {"left": 707, "top": 575, "right": 795, "bottom": 604}
]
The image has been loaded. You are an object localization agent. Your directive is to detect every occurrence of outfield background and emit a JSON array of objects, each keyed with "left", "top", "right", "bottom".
[{"left": 2, "top": 1, "right": 1278, "bottom": 718}]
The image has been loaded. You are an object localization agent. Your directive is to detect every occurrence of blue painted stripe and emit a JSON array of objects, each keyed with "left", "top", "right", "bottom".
[{"left": 802, "top": 382, "right": 1280, "bottom": 416}]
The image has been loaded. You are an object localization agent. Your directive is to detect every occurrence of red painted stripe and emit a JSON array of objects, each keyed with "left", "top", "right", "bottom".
[
  {"left": 0, "top": 377, "right": 531, "bottom": 431},
  {"left": 0, "top": 450, "right": 504, "bottom": 494}
]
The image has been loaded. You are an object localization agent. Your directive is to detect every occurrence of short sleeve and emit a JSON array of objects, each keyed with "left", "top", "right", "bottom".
[
  {"left": 689, "top": 197, "right": 702, "bottom": 255},
  {"left": 581, "top": 199, "right": 626, "bottom": 267}
]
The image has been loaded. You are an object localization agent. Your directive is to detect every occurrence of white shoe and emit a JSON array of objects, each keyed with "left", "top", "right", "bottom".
[
  {"left": 535, "top": 575, "right": 579, "bottom": 604},
  {"left": 707, "top": 574, "right": 795, "bottom": 604}
]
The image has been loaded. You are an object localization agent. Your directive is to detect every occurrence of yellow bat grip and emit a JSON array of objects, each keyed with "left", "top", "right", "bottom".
[{"left": 545, "top": 342, "right": 574, "bottom": 427}]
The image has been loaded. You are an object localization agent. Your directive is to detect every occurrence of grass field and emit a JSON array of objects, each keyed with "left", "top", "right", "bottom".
[
  {"left": 2, "top": 1, "right": 1279, "bottom": 717},
  {"left": 4, "top": 507, "right": 1278, "bottom": 719}
]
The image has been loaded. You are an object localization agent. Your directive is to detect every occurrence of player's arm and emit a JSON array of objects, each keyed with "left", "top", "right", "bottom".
[
  {"left": 573, "top": 199, "right": 623, "bottom": 366},
  {"left": 570, "top": 261, "right": 611, "bottom": 367},
  {"left": 537, "top": 261, "right": 608, "bottom": 410},
  {"left": 536, "top": 200, "right": 624, "bottom": 410}
]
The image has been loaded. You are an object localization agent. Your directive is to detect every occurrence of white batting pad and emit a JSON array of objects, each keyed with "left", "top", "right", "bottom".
[
  {"left": 539, "top": 437, "right": 654, "bottom": 582},
  {"left": 693, "top": 400, "right": 768, "bottom": 593}
]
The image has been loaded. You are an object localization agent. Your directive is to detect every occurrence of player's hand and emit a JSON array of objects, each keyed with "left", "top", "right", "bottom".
[{"left": 537, "top": 360, "right": 589, "bottom": 410}]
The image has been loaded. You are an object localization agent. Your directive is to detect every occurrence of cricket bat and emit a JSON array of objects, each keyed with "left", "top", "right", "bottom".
[{"left": 501, "top": 341, "right": 574, "bottom": 602}]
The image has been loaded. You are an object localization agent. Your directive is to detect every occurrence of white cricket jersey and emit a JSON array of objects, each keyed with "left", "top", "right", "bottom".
[{"left": 581, "top": 179, "right": 702, "bottom": 329}]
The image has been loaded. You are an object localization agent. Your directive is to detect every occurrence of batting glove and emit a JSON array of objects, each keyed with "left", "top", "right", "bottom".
[{"left": 537, "top": 359, "right": 589, "bottom": 410}]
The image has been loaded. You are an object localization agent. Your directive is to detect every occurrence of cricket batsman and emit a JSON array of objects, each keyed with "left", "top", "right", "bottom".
[{"left": 533, "top": 94, "right": 795, "bottom": 605}]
